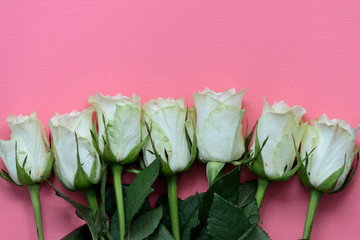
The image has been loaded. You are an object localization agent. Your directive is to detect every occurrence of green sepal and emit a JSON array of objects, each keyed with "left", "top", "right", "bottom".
[
  {"left": 277, "top": 135, "right": 311, "bottom": 182},
  {"left": 53, "top": 160, "right": 72, "bottom": 191},
  {"left": 160, "top": 157, "right": 175, "bottom": 177},
  {"left": 182, "top": 114, "right": 197, "bottom": 173},
  {"left": 101, "top": 114, "right": 117, "bottom": 163},
  {"left": 247, "top": 132, "right": 268, "bottom": 179},
  {"left": 317, "top": 156, "right": 346, "bottom": 193},
  {"left": 298, "top": 149, "right": 313, "bottom": 189},
  {"left": 90, "top": 116, "right": 101, "bottom": 156},
  {"left": 15, "top": 142, "right": 34, "bottom": 185},
  {"left": 121, "top": 134, "right": 149, "bottom": 165},
  {"left": 331, "top": 152, "right": 359, "bottom": 194},
  {"left": 0, "top": 169, "right": 22, "bottom": 186},
  {"left": 144, "top": 121, "right": 174, "bottom": 177},
  {"left": 206, "top": 162, "right": 225, "bottom": 186},
  {"left": 89, "top": 154, "right": 100, "bottom": 183},
  {"left": 42, "top": 139, "right": 54, "bottom": 181},
  {"left": 244, "top": 119, "right": 257, "bottom": 153},
  {"left": 232, "top": 122, "right": 262, "bottom": 167},
  {"left": 16, "top": 155, "right": 34, "bottom": 185},
  {"left": 74, "top": 133, "right": 92, "bottom": 190}
]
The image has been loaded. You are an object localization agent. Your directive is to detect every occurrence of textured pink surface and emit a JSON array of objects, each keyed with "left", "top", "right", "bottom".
[{"left": 1, "top": 1, "right": 360, "bottom": 239}]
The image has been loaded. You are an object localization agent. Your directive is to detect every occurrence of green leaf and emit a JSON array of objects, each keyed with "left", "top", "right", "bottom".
[
  {"left": 99, "top": 161, "right": 111, "bottom": 239},
  {"left": 207, "top": 194, "right": 253, "bottom": 240},
  {"left": 178, "top": 195, "right": 200, "bottom": 240},
  {"left": 128, "top": 207, "right": 163, "bottom": 240},
  {"left": 156, "top": 194, "right": 172, "bottom": 232},
  {"left": 125, "top": 157, "right": 160, "bottom": 228},
  {"left": 99, "top": 161, "right": 108, "bottom": 219},
  {"left": 44, "top": 179, "right": 107, "bottom": 240},
  {"left": 237, "top": 181, "right": 257, "bottom": 208},
  {"left": 110, "top": 211, "right": 120, "bottom": 240},
  {"left": 105, "top": 184, "right": 129, "bottom": 218},
  {"left": 147, "top": 224, "right": 174, "bottom": 240},
  {"left": 243, "top": 200, "right": 259, "bottom": 225},
  {"left": 62, "top": 224, "right": 92, "bottom": 240},
  {"left": 193, "top": 167, "right": 240, "bottom": 239},
  {"left": 244, "top": 225, "right": 270, "bottom": 240}
]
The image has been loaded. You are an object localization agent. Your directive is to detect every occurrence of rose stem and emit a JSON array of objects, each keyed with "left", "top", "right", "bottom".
[
  {"left": 303, "top": 189, "right": 322, "bottom": 239},
  {"left": 111, "top": 163, "right": 126, "bottom": 240},
  {"left": 167, "top": 175, "right": 181, "bottom": 240},
  {"left": 27, "top": 183, "right": 44, "bottom": 240}
]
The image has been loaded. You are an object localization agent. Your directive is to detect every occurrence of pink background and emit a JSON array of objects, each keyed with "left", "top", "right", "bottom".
[{"left": 1, "top": 1, "right": 360, "bottom": 239}]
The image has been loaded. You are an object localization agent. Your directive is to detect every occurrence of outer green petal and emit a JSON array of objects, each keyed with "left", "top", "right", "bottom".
[
  {"left": 0, "top": 139, "right": 21, "bottom": 185},
  {"left": 309, "top": 123, "right": 355, "bottom": 188},
  {"left": 193, "top": 93, "right": 220, "bottom": 133},
  {"left": 50, "top": 123, "right": 101, "bottom": 190},
  {"left": 7, "top": 113, "right": 49, "bottom": 182},
  {"left": 256, "top": 111, "right": 294, "bottom": 177},
  {"left": 142, "top": 119, "right": 172, "bottom": 167},
  {"left": 151, "top": 105, "right": 190, "bottom": 173},
  {"left": 272, "top": 120, "right": 305, "bottom": 178},
  {"left": 198, "top": 105, "right": 245, "bottom": 162},
  {"left": 88, "top": 92, "right": 141, "bottom": 152},
  {"left": 108, "top": 104, "right": 141, "bottom": 162}
]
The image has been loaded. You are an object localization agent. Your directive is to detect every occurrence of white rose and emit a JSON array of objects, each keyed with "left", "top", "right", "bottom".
[
  {"left": 0, "top": 112, "right": 52, "bottom": 185},
  {"left": 193, "top": 87, "right": 246, "bottom": 163},
  {"left": 49, "top": 108, "right": 101, "bottom": 191},
  {"left": 88, "top": 92, "right": 142, "bottom": 163},
  {"left": 142, "top": 98, "right": 192, "bottom": 174},
  {"left": 300, "top": 114, "right": 360, "bottom": 192},
  {"left": 251, "top": 101, "right": 306, "bottom": 180}
]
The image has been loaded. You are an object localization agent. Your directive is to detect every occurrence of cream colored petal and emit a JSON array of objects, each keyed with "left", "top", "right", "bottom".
[
  {"left": 143, "top": 98, "right": 185, "bottom": 116},
  {"left": 193, "top": 93, "right": 221, "bottom": 133},
  {"left": 262, "top": 101, "right": 274, "bottom": 115},
  {"left": 50, "top": 125, "right": 78, "bottom": 190},
  {"left": 198, "top": 87, "right": 237, "bottom": 102},
  {"left": 50, "top": 108, "right": 94, "bottom": 142},
  {"left": 272, "top": 101, "right": 291, "bottom": 113},
  {"left": 223, "top": 88, "right": 246, "bottom": 108}
]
